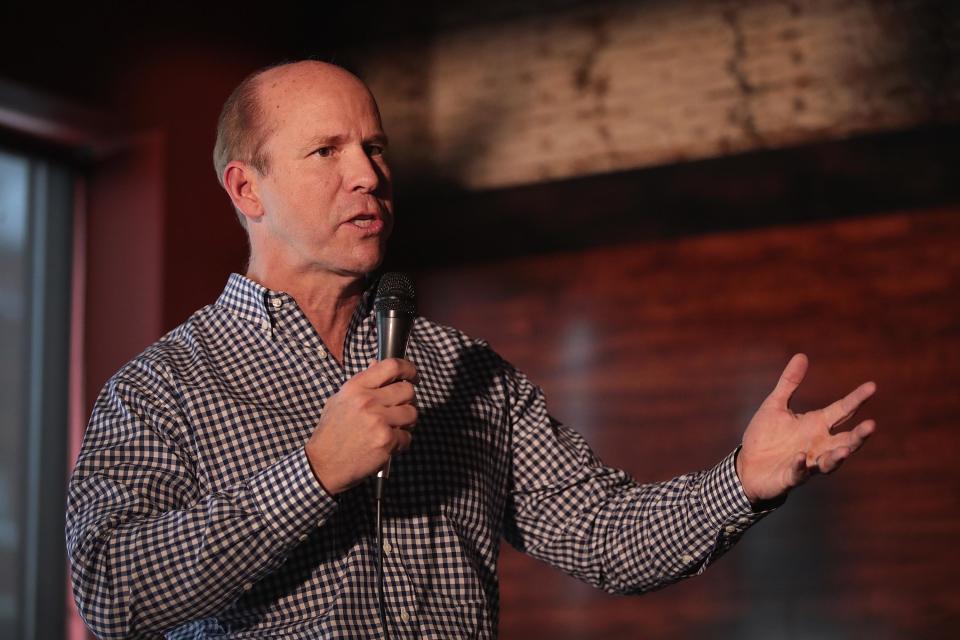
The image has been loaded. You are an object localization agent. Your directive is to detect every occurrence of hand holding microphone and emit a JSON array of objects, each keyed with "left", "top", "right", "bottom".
[{"left": 303, "top": 274, "right": 417, "bottom": 497}]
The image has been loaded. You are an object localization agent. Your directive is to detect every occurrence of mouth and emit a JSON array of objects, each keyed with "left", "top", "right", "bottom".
[{"left": 344, "top": 211, "right": 387, "bottom": 234}]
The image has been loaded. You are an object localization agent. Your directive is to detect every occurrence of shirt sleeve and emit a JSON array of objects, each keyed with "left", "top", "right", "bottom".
[
  {"left": 65, "top": 358, "right": 338, "bottom": 639},
  {"left": 501, "top": 366, "right": 779, "bottom": 595}
]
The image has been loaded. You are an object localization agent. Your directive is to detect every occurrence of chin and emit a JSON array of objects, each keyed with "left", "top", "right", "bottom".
[{"left": 340, "top": 251, "right": 386, "bottom": 278}]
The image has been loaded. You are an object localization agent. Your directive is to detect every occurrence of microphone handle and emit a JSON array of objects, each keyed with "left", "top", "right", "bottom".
[{"left": 374, "top": 309, "right": 414, "bottom": 499}]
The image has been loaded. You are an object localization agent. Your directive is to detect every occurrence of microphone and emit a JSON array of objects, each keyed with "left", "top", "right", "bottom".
[{"left": 373, "top": 272, "right": 416, "bottom": 499}]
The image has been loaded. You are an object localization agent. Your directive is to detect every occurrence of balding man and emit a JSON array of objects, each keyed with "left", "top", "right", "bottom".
[{"left": 66, "top": 61, "right": 877, "bottom": 639}]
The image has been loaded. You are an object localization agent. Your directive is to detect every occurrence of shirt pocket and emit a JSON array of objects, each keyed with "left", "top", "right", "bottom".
[{"left": 417, "top": 591, "right": 488, "bottom": 639}]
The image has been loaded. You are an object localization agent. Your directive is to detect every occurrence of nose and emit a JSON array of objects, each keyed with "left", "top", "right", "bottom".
[{"left": 344, "top": 146, "right": 384, "bottom": 193}]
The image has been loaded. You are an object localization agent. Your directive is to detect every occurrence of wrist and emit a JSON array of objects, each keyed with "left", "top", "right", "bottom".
[
  {"left": 735, "top": 446, "right": 789, "bottom": 511},
  {"left": 304, "top": 446, "right": 340, "bottom": 496},
  {"left": 734, "top": 446, "right": 758, "bottom": 505}
]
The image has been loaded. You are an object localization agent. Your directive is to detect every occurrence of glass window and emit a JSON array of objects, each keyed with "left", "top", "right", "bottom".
[
  {"left": 0, "top": 148, "right": 30, "bottom": 638},
  {"left": 0, "top": 146, "right": 73, "bottom": 640}
]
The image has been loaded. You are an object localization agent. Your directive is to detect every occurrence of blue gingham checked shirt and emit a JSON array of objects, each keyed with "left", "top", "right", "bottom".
[{"left": 67, "top": 273, "right": 774, "bottom": 639}]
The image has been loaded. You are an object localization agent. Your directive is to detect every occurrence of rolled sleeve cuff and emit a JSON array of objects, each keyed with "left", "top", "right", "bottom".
[
  {"left": 702, "top": 447, "right": 781, "bottom": 534},
  {"left": 249, "top": 447, "right": 338, "bottom": 540}
]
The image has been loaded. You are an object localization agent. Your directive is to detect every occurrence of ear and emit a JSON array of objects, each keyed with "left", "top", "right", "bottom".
[{"left": 223, "top": 161, "right": 265, "bottom": 223}]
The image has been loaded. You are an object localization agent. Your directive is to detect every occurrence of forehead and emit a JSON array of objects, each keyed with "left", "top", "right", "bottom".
[{"left": 257, "top": 65, "right": 383, "bottom": 140}]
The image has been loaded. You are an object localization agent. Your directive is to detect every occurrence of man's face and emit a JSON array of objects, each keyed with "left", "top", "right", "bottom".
[{"left": 251, "top": 65, "right": 393, "bottom": 278}]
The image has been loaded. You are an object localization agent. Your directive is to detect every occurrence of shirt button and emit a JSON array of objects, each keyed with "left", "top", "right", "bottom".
[
  {"left": 681, "top": 554, "right": 695, "bottom": 565},
  {"left": 271, "top": 298, "right": 282, "bottom": 309},
  {"left": 383, "top": 541, "right": 392, "bottom": 554},
  {"left": 242, "top": 582, "right": 253, "bottom": 591},
  {"left": 299, "top": 533, "right": 309, "bottom": 542},
  {"left": 260, "top": 319, "right": 270, "bottom": 331},
  {"left": 399, "top": 610, "right": 410, "bottom": 623},
  {"left": 725, "top": 525, "right": 737, "bottom": 534},
  {"left": 316, "top": 346, "right": 327, "bottom": 359}
]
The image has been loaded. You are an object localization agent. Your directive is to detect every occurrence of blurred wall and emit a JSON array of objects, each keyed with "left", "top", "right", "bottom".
[
  {"left": 2, "top": 0, "right": 958, "bottom": 638},
  {"left": 417, "top": 208, "right": 960, "bottom": 639},
  {"left": 362, "top": 0, "right": 959, "bottom": 189}
]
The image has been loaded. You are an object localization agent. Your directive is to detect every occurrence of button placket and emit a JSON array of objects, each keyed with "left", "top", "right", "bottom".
[{"left": 381, "top": 519, "right": 422, "bottom": 634}]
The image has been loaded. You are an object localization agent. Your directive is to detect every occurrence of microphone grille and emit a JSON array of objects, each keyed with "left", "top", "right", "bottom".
[{"left": 374, "top": 272, "right": 416, "bottom": 314}]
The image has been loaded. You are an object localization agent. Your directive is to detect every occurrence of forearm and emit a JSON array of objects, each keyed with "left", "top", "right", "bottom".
[
  {"left": 503, "top": 365, "right": 779, "bottom": 596},
  {"left": 507, "top": 446, "right": 777, "bottom": 596},
  {"left": 596, "top": 448, "right": 770, "bottom": 594},
  {"left": 67, "top": 448, "right": 336, "bottom": 638}
]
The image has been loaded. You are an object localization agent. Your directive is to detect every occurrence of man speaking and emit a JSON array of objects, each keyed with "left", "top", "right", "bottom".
[{"left": 65, "top": 61, "right": 877, "bottom": 639}]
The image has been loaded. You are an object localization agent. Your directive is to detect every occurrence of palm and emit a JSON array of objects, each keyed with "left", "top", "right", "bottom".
[{"left": 737, "top": 354, "right": 876, "bottom": 504}]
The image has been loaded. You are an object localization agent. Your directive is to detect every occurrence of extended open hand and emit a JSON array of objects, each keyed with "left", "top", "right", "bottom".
[{"left": 736, "top": 353, "right": 876, "bottom": 505}]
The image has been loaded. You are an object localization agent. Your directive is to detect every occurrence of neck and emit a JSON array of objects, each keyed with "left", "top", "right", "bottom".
[{"left": 245, "top": 255, "right": 367, "bottom": 364}]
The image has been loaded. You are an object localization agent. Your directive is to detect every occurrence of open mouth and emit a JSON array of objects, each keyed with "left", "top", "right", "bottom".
[
  {"left": 350, "top": 216, "right": 377, "bottom": 228},
  {"left": 345, "top": 212, "right": 386, "bottom": 233}
]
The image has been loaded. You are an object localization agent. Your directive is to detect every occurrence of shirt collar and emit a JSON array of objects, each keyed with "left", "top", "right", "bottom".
[
  {"left": 216, "top": 272, "right": 379, "bottom": 335},
  {"left": 217, "top": 273, "right": 274, "bottom": 330}
]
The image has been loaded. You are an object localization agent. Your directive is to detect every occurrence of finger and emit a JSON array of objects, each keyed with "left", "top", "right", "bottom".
[
  {"left": 831, "top": 418, "right": 876, "bottom": 454},
  {"left": 815, "top": 446, "right": 850, "bottom": 474},
  {"left": 766, "top": 353, "right": 809, "bottom": 409},
  {"left": 853, "top": 418, "right": 876, "bottom": 440},
  {"left": 378, "top": 380, "right": 416, "bottom": 406},
  {"left": 355, "top": 358, "right": 418, "bottom": 389},
  {"left": 392, "top": 428, "right": 413, "bottom": 453},
  {"left": 383, "top": 403, "right": 418, "bottom": 428},
  {"left": 823, "top": 381, "right": 876, "bottom": 430}
]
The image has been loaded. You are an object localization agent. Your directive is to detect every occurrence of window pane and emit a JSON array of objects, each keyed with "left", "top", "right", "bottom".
[{"left": 0, "top": 149, "right": 29, "bottom": 636}]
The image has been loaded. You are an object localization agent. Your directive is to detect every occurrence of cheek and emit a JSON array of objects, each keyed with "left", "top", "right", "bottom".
[
  {"left": 285, "top": 181, "right": 340, "bottom": 217},
  {"left": 302, "top": 175, "right": 343, "bottom": 210},
  {"left": 262, "top": 166, "right": 344, "bottom": 226}
]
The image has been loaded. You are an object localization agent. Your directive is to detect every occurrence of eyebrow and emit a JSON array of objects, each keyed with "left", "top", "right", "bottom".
[
  {"left": 365, "top": 133, "right": 389, "bottom": 147},
  {"left": 300, "top": 133, "right": 390, "bottom": 155}
]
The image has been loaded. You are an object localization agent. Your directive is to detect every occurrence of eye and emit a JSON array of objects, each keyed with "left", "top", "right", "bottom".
[
  {"left": 365, "top": 144, "right": 386, "bottom": 157},
  {"left": 313, "top": 146, "right": 335, "bottom": 158}
]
